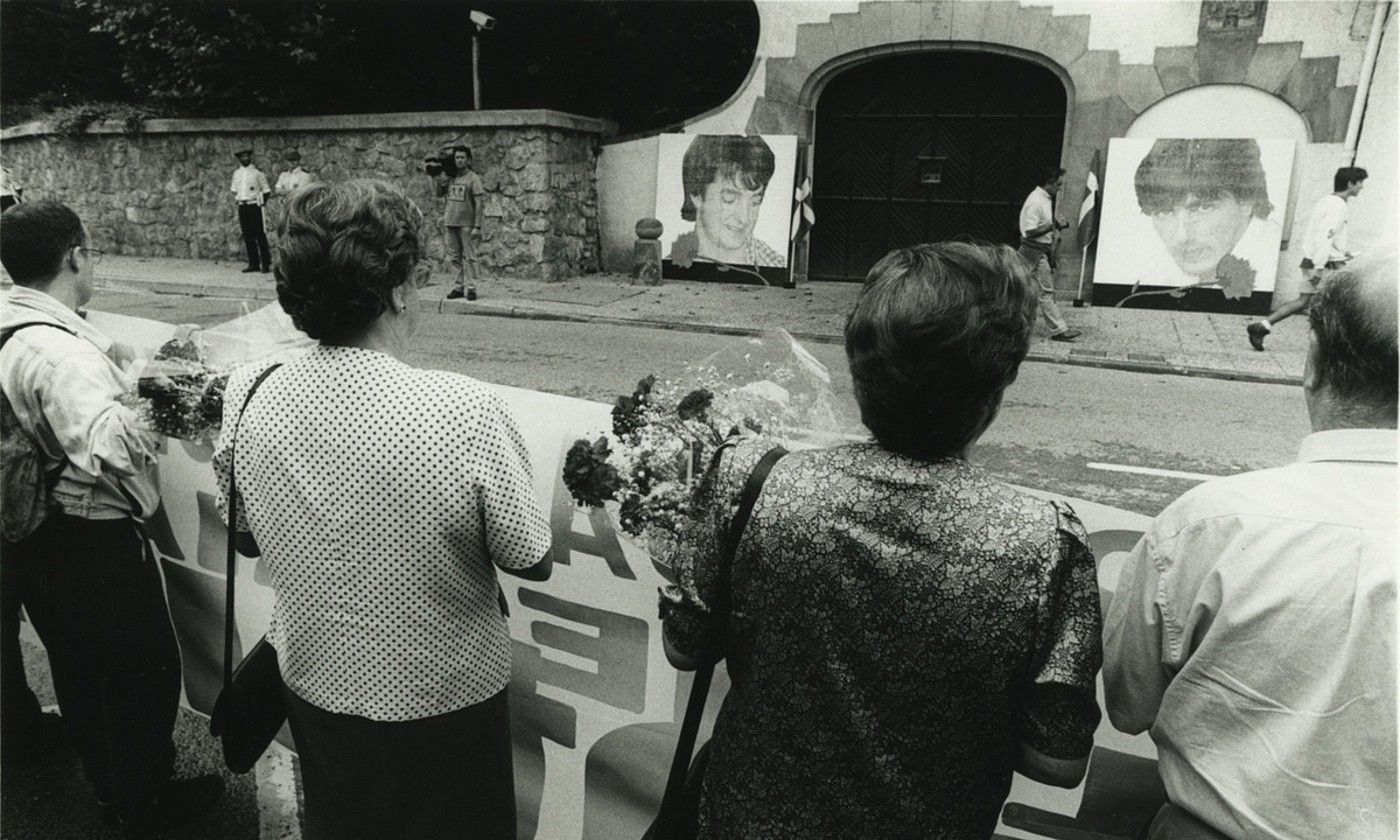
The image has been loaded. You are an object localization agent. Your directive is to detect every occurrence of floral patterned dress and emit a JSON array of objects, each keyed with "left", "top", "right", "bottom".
[{"left": 660, "top": 439, "right": 1103, "bottom": 839}]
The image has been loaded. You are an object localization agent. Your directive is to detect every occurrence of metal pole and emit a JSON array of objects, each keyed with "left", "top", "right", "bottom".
[
  {"left": 472, "top": 31, "right": 482, "bottom": 110},
  {"left": 1344, "top": 0, "right": 1390, "bottom": 162}
]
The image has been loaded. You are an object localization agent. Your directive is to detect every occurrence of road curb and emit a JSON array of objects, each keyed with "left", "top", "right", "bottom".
[{"left": 96, "top": 276, "right": 1304, "bottom": 388}]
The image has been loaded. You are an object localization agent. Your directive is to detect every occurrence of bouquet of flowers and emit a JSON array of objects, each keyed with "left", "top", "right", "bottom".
[
  {"left": 562, "top": 329, "right": 856, "bottom": 562},
  {"left": 124, "top": 302, "right": 315, "bottom": 441}
]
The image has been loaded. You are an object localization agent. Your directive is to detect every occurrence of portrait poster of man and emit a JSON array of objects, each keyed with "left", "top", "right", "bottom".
[
  {"left": 656, "top": 133, "right": 798, "bottom": 286},
  {"left": 1092, "top": 137, "right": 1295, "bottom": 315}
]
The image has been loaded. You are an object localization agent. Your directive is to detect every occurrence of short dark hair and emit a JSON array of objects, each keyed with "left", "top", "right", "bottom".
[
  {"left": 845, "top": 242, "right": 1036, "bottom": 460},
  {"left": 680, "top": 135, "right": 775, "bottom": 223},
  {"left": 1308, "top": 256, "right": 1398, "bottom": 414},
  {"left": 1334, "top": 166, "right": 1368, "bottom": 192},
  {"left": 275, "top": 180, "right": 424, "bottom": 344},
  {"left": 1134, "top": 138, "right": 1273, "bottom": 219},
  {"left": 1040, "top": 166, "right": 1065, "bottom": 185},
  {"left": 451, "top": 145, "right": 472, "bottom": 158},
  {"left": 0, "top": 200, "right": 84, "bottom": 285}
]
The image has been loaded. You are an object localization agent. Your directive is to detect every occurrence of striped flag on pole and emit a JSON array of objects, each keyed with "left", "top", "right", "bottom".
[
  {"left": 791, "top": 176, "right": 815, "bottom": 241},
  {"left": 1076, "top": 148, "right": 1103, "bottom": 251}
]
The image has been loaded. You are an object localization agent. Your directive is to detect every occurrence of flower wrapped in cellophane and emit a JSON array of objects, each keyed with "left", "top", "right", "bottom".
[
  {"left": 124, "top": 302, "right": 314, "bottom": 441},
  {"left": 562, "top": 329, "right": 858, "bottom": 563}
]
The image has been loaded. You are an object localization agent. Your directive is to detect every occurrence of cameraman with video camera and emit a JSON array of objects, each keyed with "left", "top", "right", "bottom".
[{"left": 426, "top": 145, "right": 485, "bottom": 300}]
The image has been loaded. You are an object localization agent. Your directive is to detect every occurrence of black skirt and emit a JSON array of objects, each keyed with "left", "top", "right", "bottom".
[{"left": 284, "top": 685, "right": 516, "bottom": 840}]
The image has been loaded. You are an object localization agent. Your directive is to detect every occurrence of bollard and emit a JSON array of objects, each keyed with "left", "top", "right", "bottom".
[{"left": 632, "top": 218, "right": 663, "bottom": 286}]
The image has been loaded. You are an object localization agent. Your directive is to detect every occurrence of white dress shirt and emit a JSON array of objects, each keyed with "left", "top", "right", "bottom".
[
  {"left": 1300, "top": 193, "right": 1350, "bottom": 268},
  {"left": 213, "top": 346, "right": 552, "bottom": 721},
  {"left": 0, "top": 285, "right": 162, "bottom": 519},
  {"left": 1018, "top": 186, "right": 1056, "bottom": 244},
  {"left": 274, "top": 167, "right": 314, "bottom": 196},
  {"left": 1103, "top": 428, "right": 1397, "bottom": 840},
  {"left": 230, "top": 165, "right": 270, "bottom": 205}
]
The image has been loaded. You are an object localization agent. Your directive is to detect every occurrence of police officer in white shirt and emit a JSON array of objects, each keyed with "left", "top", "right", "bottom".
[
  {"left": 230, "top": 149, "right": 272, "bottom": 273},
  {"left": 1247, "top": 166, "right": 1367, "bottom": 351},
  {"left": 274, "top": 149, "right": 315, "bottom": 197}
]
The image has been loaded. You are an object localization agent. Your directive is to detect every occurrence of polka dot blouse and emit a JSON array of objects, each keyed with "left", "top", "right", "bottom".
[{"left": 213, "top": 346, "right": 552, "bottom": 721}]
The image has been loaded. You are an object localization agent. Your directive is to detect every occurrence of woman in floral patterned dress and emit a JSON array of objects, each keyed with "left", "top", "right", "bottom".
[{"left": 661, "top": 241, "right": 1103, "bottom": 838}]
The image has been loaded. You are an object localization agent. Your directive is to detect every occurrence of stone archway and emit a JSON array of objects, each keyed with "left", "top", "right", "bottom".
[{"left": 748, "top": 0, "right": 1359, "bottom": 284}]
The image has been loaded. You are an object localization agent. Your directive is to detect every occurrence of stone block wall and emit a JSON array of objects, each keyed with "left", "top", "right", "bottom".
[{"left": 0, "top": 110, "right": 614, "bottom": 281}]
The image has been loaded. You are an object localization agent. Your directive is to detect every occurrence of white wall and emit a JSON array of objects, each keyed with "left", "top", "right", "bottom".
[
  {"left": 1349, "top": 13, "right": 1396, "bottom": 250},
  {"left": 1024, "top": 0, "right": 1200, "bottom": 64},
  {"left": 1260, "top": 0, "right": 1370, "bottom": 85}
]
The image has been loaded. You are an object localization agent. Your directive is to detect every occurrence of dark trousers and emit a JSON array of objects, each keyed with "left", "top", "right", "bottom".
[
  {"left": 1, "top": 547, "right": 45, "bottom": 747},
  {"left": 9, "top": 514, "right": 181, "bottom": 804},
  {"left": 285, "top": 685, "right": 517, "bottom": 840},
  {"left": 238, "top": 203, "right": 271, "bottom": 269}
]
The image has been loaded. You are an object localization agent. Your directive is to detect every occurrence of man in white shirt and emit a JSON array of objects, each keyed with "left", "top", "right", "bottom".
[
  {"left": 1104, "top": 255, "right": 1397, "bottom": 839},
  {"left": 1247, "top": 166, "right": 1367, "bottom": 350},
  {"left": 0, "top": 166, "right": 21, "bottom": 212},
  {"left": 230, "top": 148, "right": 272, "bottom": 273},
  {"left": 1017, "top": 167, "right": 1082, "bottom": 342},
  {"left": 0, "top": 201, "right": 224, "bottom": 834},
  {"left": 273, "top": 148, "right": 315, "bottom": 198}
]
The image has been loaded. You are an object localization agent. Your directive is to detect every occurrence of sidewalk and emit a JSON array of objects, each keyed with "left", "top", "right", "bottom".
[{"left": 93, "top": 255, "right": 1307, "bottom": 386}]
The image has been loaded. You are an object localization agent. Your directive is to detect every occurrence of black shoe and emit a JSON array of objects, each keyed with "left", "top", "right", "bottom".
[
  {"left": 2, "top": 711, "right": 70, "bottom": 766},
  {"left": 241, "top": 266, "right": 259, "bottom": 273},
  {"left": 466, "top": 287, "right": 478, "bottom": 301},
  {"left": 1050, "top": 328, "right": 1083, "bottom": 342},
  {"left": 1247, "top": 321, "right": 1268, "bottom": 351},
  {"left": 118, "top": 775, "right": 224, "bottom": 839},
  {"left": 445, "top": 288, "right": 465, "bottom": 300}
]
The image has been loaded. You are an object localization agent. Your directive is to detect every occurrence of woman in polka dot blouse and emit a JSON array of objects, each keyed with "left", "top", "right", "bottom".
[{"left": 213, "top": 180, "right": 553, "bottom": 840}]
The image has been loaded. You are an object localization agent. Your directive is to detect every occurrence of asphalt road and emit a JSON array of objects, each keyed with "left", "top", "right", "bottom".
[{"left": 1, "top": 288, "right": 1312, "bottom": 839}]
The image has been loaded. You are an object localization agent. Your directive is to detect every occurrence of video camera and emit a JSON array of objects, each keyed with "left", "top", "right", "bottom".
[{"left": 423, "top": 152, "right": 460, "bottom": 177}]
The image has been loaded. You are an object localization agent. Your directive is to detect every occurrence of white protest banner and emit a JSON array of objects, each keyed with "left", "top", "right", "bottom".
[{"left": 82, "top": 310, "right": 1157, "bottom": 839}]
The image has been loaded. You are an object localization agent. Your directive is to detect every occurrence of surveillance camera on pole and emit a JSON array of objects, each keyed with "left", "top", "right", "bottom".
[{"left": 470, "top": 10, "right": 494, "bottom": 109}]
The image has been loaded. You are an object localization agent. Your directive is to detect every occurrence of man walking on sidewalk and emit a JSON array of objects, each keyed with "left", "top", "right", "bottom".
[
  {"left": 0, "top": 201, "right": 223, "bottom": 836},
  {"left": 230, "top": 148, "right": 272, "bottom": 274},
  {"left": 1247, "top": 166, "right": 1367, "bottom": 351},
  {"left": 1018, "top": 167, "right": 1083, "bottom": 342}
]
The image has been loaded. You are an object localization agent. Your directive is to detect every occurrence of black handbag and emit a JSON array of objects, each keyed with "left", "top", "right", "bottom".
[
  {"left": 208, "top": 363, "right": 284, "bottom": 774},
  {"left": 645, "top": 444, "right": 787, "bottom": 840}
]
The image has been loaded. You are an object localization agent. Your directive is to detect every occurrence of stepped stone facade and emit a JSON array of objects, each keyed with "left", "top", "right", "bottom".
[{"left": 0, "top": 110, "right": 615, "bottom": 281}]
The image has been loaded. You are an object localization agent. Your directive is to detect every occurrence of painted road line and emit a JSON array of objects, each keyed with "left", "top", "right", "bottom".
[
  {"left": 1086, "top": 462, "right": 1223, "bottom": 482},
  {"left": 256, "top": 743, "right": 301, "bottom": 840}
]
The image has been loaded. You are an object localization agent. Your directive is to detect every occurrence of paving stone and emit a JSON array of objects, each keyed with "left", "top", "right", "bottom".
[
  {"left": 1154, "top": 45, "right": 1200, "bottom": 95},
  {"left": 856, "top": 1, "right": 895, "bottom": 50},
  {"left": 1118, "top": 63, "right": 1166, "bottom": 114},
  {"left": 1306, "top": 85, "right": 1356, "bottom": 143},
  {"left": 1196, "top": 37, "right": 1256, "bottom": 84},
  {"left": 1280, "top": 56, "right": 1340, "bottom": 113},
  {"left": 888, "top": 0, "right": 924, "bottom": 45},
  {"left": 795, "top": 21, "right": 841, "bottom": 68},
  {"left": 1245, "top": 41, "right": 1303, "bottom": 94},
  {"left": 949, "top": 0, "right": 993, "bottom": 42},
  {"left": 1039, "top": 15, "right": 1091, "bottom": 69},
  {"left": 920, "top": 0, "right": 955, "bottom": 42},
  {"left": 1068, "top": 50, "right": 1121, "bottom": 104}
]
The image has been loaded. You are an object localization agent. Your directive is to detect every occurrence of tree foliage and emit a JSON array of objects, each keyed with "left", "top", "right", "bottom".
[
  {"left": 2, "top": 0, "right": 760, "bottom": 134},
  {"left": 71, "top": 0, "right": 345, "bottom": 115}
]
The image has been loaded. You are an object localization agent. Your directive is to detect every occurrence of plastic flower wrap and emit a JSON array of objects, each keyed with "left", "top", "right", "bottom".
[
  {"left": 562, "top": 329, "right": 857, "bottom": 563},
  {"left": 125, "top": 302, "right": 314, "bottom": 441}
]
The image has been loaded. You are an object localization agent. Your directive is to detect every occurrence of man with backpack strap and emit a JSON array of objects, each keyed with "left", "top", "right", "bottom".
[{"left": 0, "top": 201, "right": 222, "bottom": 837}]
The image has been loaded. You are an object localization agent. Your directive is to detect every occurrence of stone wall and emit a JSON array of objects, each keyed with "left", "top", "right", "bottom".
[{"left": 0, "top": 110, "right": 615, "bottom": 281}]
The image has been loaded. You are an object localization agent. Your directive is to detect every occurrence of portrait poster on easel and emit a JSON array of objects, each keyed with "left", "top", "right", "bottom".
[
  {"left": 655, "top": 133, "right": 798, "bottom": 287},
  {"left": 1092, "top": 137, "right": 1295, "bottom": 315}
]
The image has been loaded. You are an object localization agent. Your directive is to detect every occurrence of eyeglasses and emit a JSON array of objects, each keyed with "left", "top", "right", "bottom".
[{"left": 78, "top": 246, "right": 105, "bottom": 265}]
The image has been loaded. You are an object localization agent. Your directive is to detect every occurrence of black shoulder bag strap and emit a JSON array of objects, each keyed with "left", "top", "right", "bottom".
[
  {"left": 656, "top": 443, "right": 788, "bottom": 831},
  {"left": 222, "top": 364, "right": 282, "bottom": 689}
]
